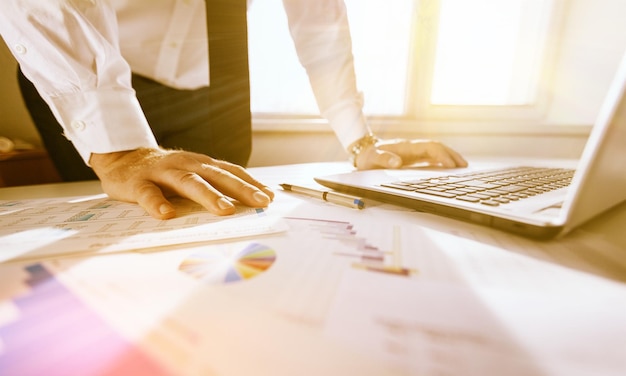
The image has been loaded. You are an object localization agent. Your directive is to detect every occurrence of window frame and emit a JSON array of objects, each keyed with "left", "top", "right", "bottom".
[
  {"left": 251, "top": 0, "right": 570, "bottom": 136},
  {"left": 408, "top": 0, "right": 567, "bottom": 120}
]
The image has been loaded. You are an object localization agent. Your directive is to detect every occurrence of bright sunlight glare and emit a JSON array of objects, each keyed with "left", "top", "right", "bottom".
[{"left": 431, "top": 0, "right": 552, "bottom": 106}]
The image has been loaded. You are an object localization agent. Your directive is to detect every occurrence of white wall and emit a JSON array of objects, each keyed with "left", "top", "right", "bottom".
[{"left": 1, "top": 0, "right": 625, "bottom": 167}]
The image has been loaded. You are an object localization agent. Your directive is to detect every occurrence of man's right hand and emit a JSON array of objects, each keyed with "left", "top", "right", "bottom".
[{"left": 89, "top": 147, "right": 274, "bottom": 220}]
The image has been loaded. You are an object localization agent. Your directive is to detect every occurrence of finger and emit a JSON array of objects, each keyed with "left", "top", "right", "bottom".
[
  {"left": 431, "top": 146, "right": 460, "bottom": 168},
  {"left": 378, "top": 140, "right": 467, "bottom": 169},
  {"left": 359, "top": 149, "right": 403, "bottom": 170},
  {"left": 429, "top": 143, "right": 468, "bottom": 168},
  {"left": 194, "top": 163, "right": 272, "bottom": 208},
  {"left": 211, "top": 160, "right": 275, "bottom": 201},
  {"left": 155, "top": 153, "right": 271, "bottom": 212},
  {"left": 132, "top": 181, "right": 177, "bottom": 220},
  {"left": 376, "top": 141, "right": 433, "bottom": 167},
  {"left": 181, "top": 153, "right": 275, "bottom": 201},
  {"left": 444, "top": 145, "right": 469, "bottom": 167},
  {"left": 159, "top": 169, "right": 238, "bottom": 216}
]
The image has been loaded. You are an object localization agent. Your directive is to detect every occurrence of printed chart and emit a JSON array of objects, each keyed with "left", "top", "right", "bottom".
[
  {"left": 284, "top": 217, "right": 417, "bottom": 277},
  {"left": 179, "top": 242, "right": 276, "bottom": 284}
]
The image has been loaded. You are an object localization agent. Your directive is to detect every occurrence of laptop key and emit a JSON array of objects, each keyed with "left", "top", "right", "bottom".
[
  {"left": 459, "top": 180, "right": 502, "bottom": 189},
  {"left": 456, "top": 196, "right": 481, "bottom": 203},
  {"left": 496, "top": 185, "right": 528, "bottom": 193},
  {"left": 466, "top": 193, "right": 492, "bottom": 199},
  {"left": 381, "top": 183, "right": 416, "bottom": 191},
  {"left": 444, "top": 189, "right": 471, "bottom": 196},
  {"left": 414, "top": 189, "right": 457, "bottom": 198},
  {"left": 481, "top": 200, "right": 500, "bottom": 206}
]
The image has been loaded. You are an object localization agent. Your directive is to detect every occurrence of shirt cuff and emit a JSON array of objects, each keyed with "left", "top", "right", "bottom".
[
  {"left": 321, "top": 96, "right": 370, "bottom": 151},
  {"left": 47, "top": 89, "right": 159, "bottom": 164}
]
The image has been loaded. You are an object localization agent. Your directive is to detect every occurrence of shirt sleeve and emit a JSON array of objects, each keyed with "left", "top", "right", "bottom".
[
  {"left": 282, "top": 0, "right": 370, "bottom": 151},
  {"left": 0, "top": 0, "right": 158, "bottom": 164}
]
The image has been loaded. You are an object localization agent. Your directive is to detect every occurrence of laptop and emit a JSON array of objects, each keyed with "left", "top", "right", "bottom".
[{"left": 315, "top": 53, "right": 626, "bottom": 239}]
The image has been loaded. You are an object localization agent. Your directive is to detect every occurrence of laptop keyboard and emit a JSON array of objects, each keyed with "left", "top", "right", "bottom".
[{"left": 380, "top": 166, "right": 575, "bottom": 207}]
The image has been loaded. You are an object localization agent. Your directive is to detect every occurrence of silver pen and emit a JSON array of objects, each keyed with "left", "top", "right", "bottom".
[{"left": 280, "top": 183, "right": 365, "bottom": 209}]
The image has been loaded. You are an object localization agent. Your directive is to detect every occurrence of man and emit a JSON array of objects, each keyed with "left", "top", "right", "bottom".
[{"left": 0, "top": 0, "right": 467, "bottom": 219}]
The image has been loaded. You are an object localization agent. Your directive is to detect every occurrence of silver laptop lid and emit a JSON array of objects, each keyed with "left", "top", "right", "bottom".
[{"left": 560, "top": 50, "right": 626, "bottom": 234}]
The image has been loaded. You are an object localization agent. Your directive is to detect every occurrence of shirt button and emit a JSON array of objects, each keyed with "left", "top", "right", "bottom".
[
  {"left": 14, "top": 44, "right": 27, "bottom": 54},
  {"left": 71, "top": 120, "right": 86, "bottom": 131}
]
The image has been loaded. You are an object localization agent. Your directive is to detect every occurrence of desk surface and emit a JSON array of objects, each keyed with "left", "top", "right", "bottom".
[{"left": 1, "top": 162, "right": 626, "bottom": 376}]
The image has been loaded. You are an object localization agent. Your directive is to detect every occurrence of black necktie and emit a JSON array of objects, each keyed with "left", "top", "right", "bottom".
[{"left": 205, "top": 0, "right": 252, "bottom": 165}]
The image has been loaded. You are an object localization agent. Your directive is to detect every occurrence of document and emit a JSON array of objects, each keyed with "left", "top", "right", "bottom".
[
  {"left": 2, "top": 207, "right": 626, "bottom": 376},
  {"left": 0, "top": 194, "right": 287, "bottom": 263},
  {"left": 325, "top": 268, "right": 626, "bottom": 376},
  {"left": 321, "top": 223, "right": 626, "bottom": 376},
  {"left": 2, "top": 171, "right": 625, "bottom": 375},
  {"left": 0, "top": 214, "right": 413, "bottom": 375}
]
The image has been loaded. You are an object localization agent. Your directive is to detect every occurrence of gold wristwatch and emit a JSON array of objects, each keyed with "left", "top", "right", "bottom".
[{"left": 348, "top": 132, "right": 380, "bottom": 167}]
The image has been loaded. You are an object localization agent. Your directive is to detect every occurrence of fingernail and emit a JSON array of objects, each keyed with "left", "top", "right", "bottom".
[
  {"left": 262, "top": 186, "right": 275, "bottom": 201},
  {"left": 159, "top": 203, "right": 175, "bottom": 215},
  {"left": 253, "top": 191, "right": 270, "bottom": 204},
  {"left": 217, "top": 197, "right": 233, "bottom": 210}
]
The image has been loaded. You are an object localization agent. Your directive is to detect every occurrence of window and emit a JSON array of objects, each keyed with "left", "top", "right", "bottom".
[
  {"left": 430, "top": 0, "right": 554, "bottom": 106},
  {"left": 248, "top": 0, "right": 317, "bottom": 115},
  {"left": 247, "top": 0, "right": 561, "bottom": 124}
]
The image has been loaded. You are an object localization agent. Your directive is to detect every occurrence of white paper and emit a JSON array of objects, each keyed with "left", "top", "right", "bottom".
[
  {"left": 0, "top": 195, "right": 287, "bottom": 262},
  {"left": 318, "top": 222, "right": 626, "bottom": 376},
  {"left": 2, "top": 182, "right": 625, "bottom": 375}
]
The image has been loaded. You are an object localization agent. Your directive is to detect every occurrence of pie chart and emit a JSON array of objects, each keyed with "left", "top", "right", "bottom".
[{"left": 178, "top": 242, "right": 276, "bottom": 284}]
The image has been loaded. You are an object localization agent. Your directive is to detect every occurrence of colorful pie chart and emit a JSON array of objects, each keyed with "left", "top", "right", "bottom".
[{"left": 178, "top": 242, "right": 276, "bottom": 284}]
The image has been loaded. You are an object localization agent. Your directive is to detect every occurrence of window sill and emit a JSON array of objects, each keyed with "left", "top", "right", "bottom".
[{"left": 252, "top": 116, "right": 593, "bottom": 137}]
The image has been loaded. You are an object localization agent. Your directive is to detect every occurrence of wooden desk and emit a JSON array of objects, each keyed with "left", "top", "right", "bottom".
[
  {"left": 1, "top": 162, "right": 625, "bottom": 376},
  {"left": 0, "top": 149, "right": 61, "bottom": 187}
]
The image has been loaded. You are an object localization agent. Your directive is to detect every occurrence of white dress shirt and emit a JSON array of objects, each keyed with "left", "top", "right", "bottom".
[{"left": 0, "top": 0, "right": 369, "bottom": 163}]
